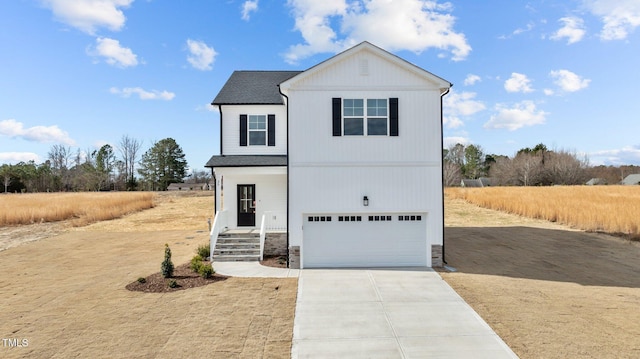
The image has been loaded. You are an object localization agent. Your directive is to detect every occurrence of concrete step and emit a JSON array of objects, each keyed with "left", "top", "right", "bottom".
[
  {"left": 216, "top": 243, "right": 259, "bottom": 250},
  {"left": 214, "top": 248, "right": 260, "bottom": 255},
  {"left": 214, "top": 254, "right": 260, "bottom": 262},
  {"left": 217, "top": 237, "right": 260, "bottom": 244}
]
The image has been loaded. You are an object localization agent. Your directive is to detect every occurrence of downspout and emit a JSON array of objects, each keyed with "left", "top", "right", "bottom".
[
  {"left": 277, "top": 84, "right": 290, "bottom": 268},
  {"left": 440, "top": 86, "right": 451, "bottom": 265}
]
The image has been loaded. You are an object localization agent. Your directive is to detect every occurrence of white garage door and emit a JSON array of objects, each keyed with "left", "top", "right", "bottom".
[{"left": 302, "top": 213, "right": 428, "bottom": 268}]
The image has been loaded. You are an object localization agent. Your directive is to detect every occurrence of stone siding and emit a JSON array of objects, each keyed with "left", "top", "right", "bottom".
[
  {"left": 431, "top": 244, "right": 443, "bottom": 267},
  {"left": 264, "top": 233, "right": 287, "bottom": 257},
  {"left": 288, "top": 246, "right": 300, "bottom": 269}
]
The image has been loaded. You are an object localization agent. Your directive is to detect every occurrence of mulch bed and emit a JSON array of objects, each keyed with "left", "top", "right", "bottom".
[
  {"left": 260, "top": 255, "right": 288, "bottom": 268},
  {"left": 126, "top": 262, "right": 227, "bottom": 293}
]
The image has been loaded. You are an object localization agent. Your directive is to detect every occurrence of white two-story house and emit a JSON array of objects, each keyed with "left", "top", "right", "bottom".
[{"left": 206, "top": 42, "right": 451, "bottom": 269}]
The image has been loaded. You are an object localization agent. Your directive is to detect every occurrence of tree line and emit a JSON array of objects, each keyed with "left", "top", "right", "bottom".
[
  {"left": 1, "top": 136, "right": 210, "bottom": 193},
  {"left": 444, "top": 143, "right": 639, "bottom": 187}
]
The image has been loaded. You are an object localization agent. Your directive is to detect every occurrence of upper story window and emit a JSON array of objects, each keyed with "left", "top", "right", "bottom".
[
  {"left": 333, "top": 97, "right": 398, "bottom": 137},
  {"left": 240, "top": 114, "right": 276, "bottom": 147},
  {"left": 249, "top": 115, "right": 267, "bottom": 145},
  {"left": 343, "top": 99, "right": 387, "bottom": 136}
]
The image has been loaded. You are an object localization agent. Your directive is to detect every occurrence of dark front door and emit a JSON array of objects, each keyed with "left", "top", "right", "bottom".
[{"left": 237, "top": 184, "right": 256, "bottom": 227}]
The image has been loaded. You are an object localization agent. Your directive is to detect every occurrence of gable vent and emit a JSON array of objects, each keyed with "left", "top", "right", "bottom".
[{"left": 359, "top": 58, "right": 369, "bottom": 76}]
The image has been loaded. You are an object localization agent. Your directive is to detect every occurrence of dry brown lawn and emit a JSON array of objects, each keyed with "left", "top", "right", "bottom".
[
  {"left": 2, "top": 191, "right": 640, "bottom": 358},
  {"left": 0, "top": 192, "right": 297, "bottom": 358},
  {"left": 442, "top": 196, "right": 640, "bottom": 359}
]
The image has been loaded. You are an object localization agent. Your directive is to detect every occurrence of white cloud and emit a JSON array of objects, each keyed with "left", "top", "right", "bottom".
[
  {"left": 110, "top": 87, "right": 175, "bottom": 100},
  {"left": 513, "top": 22, "right": 535, "bottom": 35},
  {"left": 89, "top": 37, "right": 138, "bottom": 67},
  {"left": 443, "top": 91, "right": 485, "bottom": 129},
  {"left": 186, "top": 39, "right": 217, "bottom": 71},
  {"left": 0, "top": 119, "right": 75, "bottom": 145},
  {"left": 484, "top": 101, "right": 548, "bottom": 131},
  {"left": 543, "top": 88, "right": 555, "bottom": 96},
  {"left": 551, "top": 16, "right": 586, "bottom": 44},
  {"left": 549, "top": 69, "right": 590, "bottom": 92},
  {"left": 0, "top": 152, "right": 41, "bottom": 165},
  {"left": 284, "top": 0, "right": 470, "bottom": 64},
  {"left": 242, "top": 0, "right": 259, "bottom": 21},
  {"left": 463, "top": 74, "right": 481, "bottom": 86},
  {"left": 504, "top": 72, "right": 534, "bottom": 93},
  {"left": 41, "top": 0, "right": 133, "bottom": 35},
  {"left": 584, "top": 0, "right": 640, "bottom": 40},
  {"left": 590, "top": 145, "right": 640, "bottom": 166}
]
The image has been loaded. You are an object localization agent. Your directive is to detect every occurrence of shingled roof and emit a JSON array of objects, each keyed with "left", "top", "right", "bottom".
[
  {"left": 212, "top": 71, "right": 302, "bottom": 105},
  {"left": 205, "top": 155, "right": 287, "bottom": 168}
]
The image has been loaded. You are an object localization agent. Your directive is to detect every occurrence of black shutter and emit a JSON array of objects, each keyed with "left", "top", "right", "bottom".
[
  {"left": 332, "top": 97, "right": 342, "bottom": 136},
  {"left": 389, "top": 98, "right": 399, "bottom": 136},
  {"left": 268, "top": 114, "right": 276, "bottom": 146},
  {"left": 240, "top": 114, "right": 247, "bottom": 146}
]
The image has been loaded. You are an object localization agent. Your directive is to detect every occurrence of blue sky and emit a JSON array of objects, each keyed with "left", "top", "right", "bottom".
[{"left": 2, "top": 0, "right": 640, "bottom": 173}]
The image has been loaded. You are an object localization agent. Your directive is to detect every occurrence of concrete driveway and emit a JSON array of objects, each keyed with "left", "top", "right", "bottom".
[{"left": 291, "top": 268, "right": 518, "bottom": 359}]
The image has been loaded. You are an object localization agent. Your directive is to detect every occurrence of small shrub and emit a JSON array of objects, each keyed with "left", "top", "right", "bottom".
[
  {"left": 198, "top": 263, "right": 214, "bottom": 279},
  {"left": 137, "top": 277, "right": 146, "bottom": 284},
  {"left": 190, "top": 255, "right": 203, "bottom": 272},
  {"left": 161, "top": 243, "right": 174, "bottom": 278},
  {"left": 167, "top": 279, "right": 178, "bottom": 288},
  {"left": 196, "top": 243, "right": 210, "bottom": 259}
]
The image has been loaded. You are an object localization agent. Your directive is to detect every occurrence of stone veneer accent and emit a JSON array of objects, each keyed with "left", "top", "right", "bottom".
[
  {"left": 431, "top": 244, "right": 443, "bottom": 267},
  {"left": 288, "top": 246, "right": 300, "bottom": 269},
  {"left": 264, "top": 233, "right": 287, "bottom": 257}
]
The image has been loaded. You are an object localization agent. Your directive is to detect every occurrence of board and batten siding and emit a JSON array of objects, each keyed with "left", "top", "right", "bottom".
[
  {"left": 220, "top": 104, "right": 287, "bottom": 155},
  {"left": 283, "top": 47, "right": 446, "bottom": 264},
  {"left": 214, "top": 167, "right": 287, "bottom": 229}
]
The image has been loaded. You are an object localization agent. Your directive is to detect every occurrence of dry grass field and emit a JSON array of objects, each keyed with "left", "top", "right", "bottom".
[
  {"left": 0, "top": 192, "right": 154, "bottom": 227},
  {"left": 446, "top": 186, "right": 640, "bottom": 240}
]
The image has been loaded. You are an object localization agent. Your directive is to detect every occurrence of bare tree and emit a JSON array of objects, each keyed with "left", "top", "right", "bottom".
[
  {"left": 118, "top": 135, "right": 142, "bottom": 190},
  {"left": 443, "top": 161, "right": 462, "bottom": 187}
]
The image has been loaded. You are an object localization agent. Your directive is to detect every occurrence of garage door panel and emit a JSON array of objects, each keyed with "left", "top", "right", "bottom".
[{"left": 303, "top": 213, "right": 428, "bottom": 268}]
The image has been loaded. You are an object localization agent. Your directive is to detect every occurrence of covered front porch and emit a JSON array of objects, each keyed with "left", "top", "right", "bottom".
[{"left": 205, "top": 155, "right": 288, "bottom": 263}]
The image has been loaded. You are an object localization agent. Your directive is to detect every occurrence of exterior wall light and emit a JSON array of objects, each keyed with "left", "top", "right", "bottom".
[{"left": 363, "top": 196, "right": 369, "bottom": 206}]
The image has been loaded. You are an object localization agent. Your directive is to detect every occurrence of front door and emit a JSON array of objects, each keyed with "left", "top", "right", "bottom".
[{"left": 237, "top": 184, "right": 256, "bottom": 227}]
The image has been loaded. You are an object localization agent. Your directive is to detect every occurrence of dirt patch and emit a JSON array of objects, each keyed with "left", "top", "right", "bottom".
[
  {"left": 261, "top": 255, "right": 288, "bottom": 268},
  {"left": 442, "top": 196, "right": 640, "bottom": 359},
  {"left": 126, "top": 262, "right": 228, "bottom": 293}
]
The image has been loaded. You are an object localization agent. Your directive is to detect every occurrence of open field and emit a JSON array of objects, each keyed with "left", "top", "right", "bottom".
[
  {"left": 0, "top": 192, "right": 297, "bottom": 358},
  {"left": 0, "top": 192, "right": 154, "bottom": 227},
  {"left": 442, "top": 196, "right": 640, "bottom": 358},
  {"left": 446, "top": 186, "right": 640, "bottom": 240},
  {"left": 1, "top": 191, "right": 639, "bottom": 358}
]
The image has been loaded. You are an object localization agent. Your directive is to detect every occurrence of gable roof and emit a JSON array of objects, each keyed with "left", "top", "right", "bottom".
[
  {"left": 621, "top": 174, "right": 640, "bottom": 185},
  {"left": 279, "top": 41, "right": 452, "bottom": 93},
  {"left": 212, "top": 71, "right": 302, "bottom": 105}
]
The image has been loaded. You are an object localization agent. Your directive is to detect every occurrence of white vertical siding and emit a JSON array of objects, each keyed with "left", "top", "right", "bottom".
[
  {"left": 220, "top": 104, "right": 287, "bottom": 155},
  {"left": 285, "top": 45, "right": 446, "bottom": 255}
]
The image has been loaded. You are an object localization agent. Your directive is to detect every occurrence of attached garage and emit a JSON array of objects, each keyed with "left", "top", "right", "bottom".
[{"left": 302, "top": 213, "right": 428, "bottom": 268}]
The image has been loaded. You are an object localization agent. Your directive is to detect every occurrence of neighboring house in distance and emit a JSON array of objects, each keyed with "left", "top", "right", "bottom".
[
  {"left": 461, "top": 177, "right": 494, "bottom": 188},
  {"left": 167, "top": 183, "right": 212, "bottom": 191},
  {"left": 585, "top": 178, "right": 607, "bottom": 186},
  {"left": 621, "top": 174, "right": 640, "bottom": 185},
  {"left": 206, "top": 42, "right": 451, "bottom": 269}
]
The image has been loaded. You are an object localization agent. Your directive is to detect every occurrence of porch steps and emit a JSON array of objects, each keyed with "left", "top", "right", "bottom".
[{"left": 213, "top": 232, "right": 260, "bottom": 262}]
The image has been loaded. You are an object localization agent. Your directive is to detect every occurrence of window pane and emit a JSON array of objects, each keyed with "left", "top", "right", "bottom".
[
  {"left": 367, "top": 118, "right": 388, "bottom": 135},
  {"left": 367, "top": 99, "right": 387, "bottom": 116},
  {"left": 249, "top": 115, "right": 266, "bottom": 129},
  {"left": 249, "top": 131, "right": 266, "bottom": 145},
  {"left": 344, "top": 118, "right": 364, "bottom": 135},
  {"left": 344, "top": 99, "right": 364, "bottom": 117}
]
